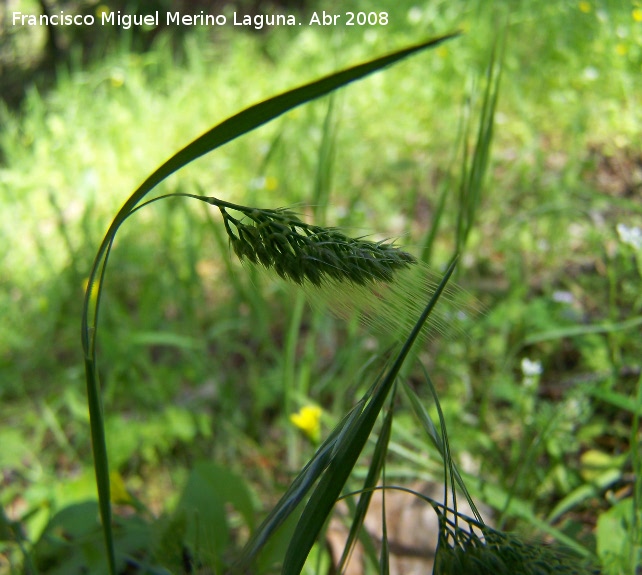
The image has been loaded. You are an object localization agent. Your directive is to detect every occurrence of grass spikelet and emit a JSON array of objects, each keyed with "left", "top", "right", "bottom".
[
  {"left": 212, "top": 200, "right": 479, "bottom": 343},
  {"left": 434, "top": 511, "right": 598, "bottom": 575},
  {"left": 218, "top": 204, "right": 415, "bottom": 287}
]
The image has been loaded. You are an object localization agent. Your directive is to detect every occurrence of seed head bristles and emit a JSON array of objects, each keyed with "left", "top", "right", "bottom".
[
  {"left": 303, "top": 262, "right": 480, "bottom": 343},
  {"left": 214, "top": 201, "right": 479, "bottom": 342}
]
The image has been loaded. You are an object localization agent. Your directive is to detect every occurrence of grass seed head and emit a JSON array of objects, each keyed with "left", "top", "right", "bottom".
[
  {"left": 219, "top": 203, "right": 480, "bottom": 343},
  {"left": 220, "top": 206, "right": 416, "bottom": 287},
  {"left": 435, "top": 520, "right": 597, "bottom": 575}
]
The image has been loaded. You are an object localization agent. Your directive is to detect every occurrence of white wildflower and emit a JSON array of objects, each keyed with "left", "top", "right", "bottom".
[
  {"left": 521, "top": 357, "right": 543, "bottom": 377},
  {"left": 616, "top": 223, "right": 642, "bottom": 251}
]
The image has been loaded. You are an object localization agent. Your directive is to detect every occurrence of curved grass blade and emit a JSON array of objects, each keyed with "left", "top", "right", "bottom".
[
  {"left": 82, "top": 32, "right": 461, "bottom": 357},
  {"left": 281, "top": 257, "right": 459, "bottom": 575},
  {"left": 80, "top": 33, "right": 461, "bottom": 575},
  {"left": 403, "top": 372, "right": 598, "bottom": 566},
  {"left": 402, "top": 374, "right": 483, "bottom": 523},
  {"left": 234, "top": 397, "right": 367, "bottom": 571}
]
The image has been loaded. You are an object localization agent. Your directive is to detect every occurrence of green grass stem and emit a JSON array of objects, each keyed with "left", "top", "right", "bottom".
[
  {"left": 455, "top": 27, "right": 504, "bottom": 254},
  {"left": 81, "top": 35, "right": 462, "bottom": 573}
]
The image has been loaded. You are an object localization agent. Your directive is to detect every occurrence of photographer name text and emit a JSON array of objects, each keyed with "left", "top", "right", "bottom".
[{"left": 11, "top": 10, "right": 389, "bottom": 30}]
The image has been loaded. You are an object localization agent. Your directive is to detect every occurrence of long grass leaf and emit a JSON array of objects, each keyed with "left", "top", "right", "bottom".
[
  {"left": 401, "top": 376, "right": 482, "bottom": 523},
  {"left": 312, "top": 94, "right": 338, "bottom": 225},
  {"left": 455, "top": 28, "right": 504, "bottom": 254},
  {"left": 84, "top": 358, "right": 117, "bottom": 575},
  {"left": 82, "top": 32, "right": 461, "bottom": 357},
  {"left": 281, "top": 257, "right": 459, "bottom": 575},
  {"left": 337, "top": 397, "right": 395, "bottom": 573},
  {"left": 235, "top": 397, "right": 367, "bottom": 571},
  {"left": 379, "top": 475, "right": 391, "bottom": 575}
]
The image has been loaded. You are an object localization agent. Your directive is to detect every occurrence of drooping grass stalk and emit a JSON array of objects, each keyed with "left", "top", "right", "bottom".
[
  {"left": 402, "top": 354, "right": 596, "bottom": 573},
  {"left": 82, "top": 33, "right": 460, "bottom": 356},
  {"left": 80, "top": 34, "right": 460, "bottom": 574},
  {"left": 201, "top": 198, "right": 272, "bottom": 342},
  {"left": 402, "top": 367, "right": 598, "bottom": 574},
  {"left": 403, "top": 372, "right": 483, "bottom": 526},
  {"left": 214, "top": 200, "right": 416, "bottom": 286}
]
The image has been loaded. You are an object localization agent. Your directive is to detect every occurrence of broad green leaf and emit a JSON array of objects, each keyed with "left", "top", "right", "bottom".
[
  {"left": 175, "top": 461, "right": 256, "bottom": 571},
  {"left": 596, "top": 498, "right": 640, "bottom": 575}
]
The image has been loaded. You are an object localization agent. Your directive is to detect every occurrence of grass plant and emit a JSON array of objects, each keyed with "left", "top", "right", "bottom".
[{"left": 80, "top": 34, "right": 463, "bottom": 574}]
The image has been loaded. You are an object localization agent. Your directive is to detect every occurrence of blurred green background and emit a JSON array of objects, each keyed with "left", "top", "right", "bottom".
[{"left": 1, "top": 0, "right": 641, "bottom": 573}]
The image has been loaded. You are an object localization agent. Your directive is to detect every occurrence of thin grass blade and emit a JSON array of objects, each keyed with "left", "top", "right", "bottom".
[
  {"left": 234, "top": 397, "right": 367, "bottom": 571},
  {"left": 401, "top": 376, "right": 483, "bottom": 524},
  {"left": 337, "top": 398, "right": 395, "bottom": 573},
  {"left": 281, "top": 258, "right": 459, "bottom": 575},
  {"left": 455, "top": 29, "right": 504, "bottom": 253},
  {"left": 379, "top": 478, "right": 390, "bottom": 575}
]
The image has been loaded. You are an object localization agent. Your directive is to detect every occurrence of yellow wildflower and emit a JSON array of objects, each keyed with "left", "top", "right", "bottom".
[
  {"left": 265, "top": 176, "right": 278, "bottom": 191},
  {"left": 633, "top": 8, "right": 642, "bottom": 22},
  {"left": 95, "top": 5, "right": 110, "bottom": 18},
  {"left": 290, "top": 405, "right": 322, "bottom": 443},
  {"left": 110, "top": 471, "right": 133, "bottom": 505},
  {"left": 578, "top": 1, "right": 591, "bottom": 13},
  {"left": 615, "top": 43, "right": 628, "bottom": 56}
]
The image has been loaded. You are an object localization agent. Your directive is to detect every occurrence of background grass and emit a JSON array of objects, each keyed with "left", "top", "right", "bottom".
[{"left": 1, "top": 0, "right": 641, "bottom": 573}]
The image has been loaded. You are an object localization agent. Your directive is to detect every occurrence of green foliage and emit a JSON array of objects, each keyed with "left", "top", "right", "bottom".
[
  {"left": 106, "top": 406, "right": 211, "bottom": 468},
  {"left": 1, "top": 2, "right": 641, "bottom": 574},
  {"left": 170, "top": 462, "right": 256, "bottom": 572},
  {"left": 31, "top": 501, "right": 151, "bottom": 575},
  {"left": 24, "top": 462, "right": 255, "bottom": 575},
  {"left": 597, "top": 497, "right": 642, "bottom": 575}
]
